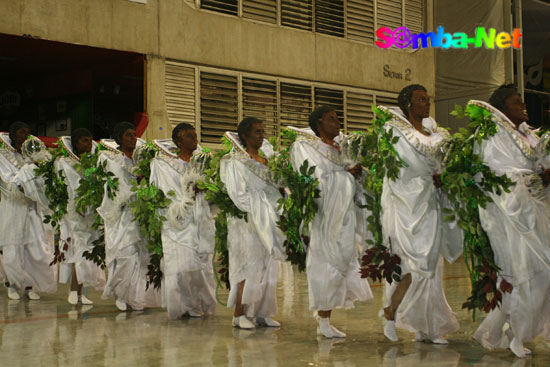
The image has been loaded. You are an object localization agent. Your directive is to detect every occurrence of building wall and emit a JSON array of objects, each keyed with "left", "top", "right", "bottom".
[{"left": 0, "top": 0, "right": 436, "bottom": 140}]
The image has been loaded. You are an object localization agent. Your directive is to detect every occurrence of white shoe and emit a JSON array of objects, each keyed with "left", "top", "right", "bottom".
[
  {"left": 187, "top": 310, "right": 201, "bottom": 318},
  {"left": 6, "top": 286, "right": 20, "bottom": 300},
  {"left": 383, "top": 319, "right": 399, "bottom": 342},
  {"left": 232, "top": 315, "right": 255, "bottom": 329},
  {"left": 79, "top": 294, "right": 93, "bottom": 305},
  {"left": 255, "top": 317, "right": 281, "bottom": 327},
  {"left": 431, "top": 337, "right": 448, "bottom": 345},
  {"left": 316, "top": 317, "right": 334, "bottom": 338},
  {"left": 68, "top": 291, "right": 78, "bottom": 305},
  {"left": 509, "top": 337, "right": 526, "bottom": 358},
  {"left": 26, "top": 289, "right": 40, "bottom": 300},
  {"left": 415, "top": 331, "right": 428, "bottom": 342},
  {"left": 115, "top": 299, "right": 127, "bottom": 311},
  {"left": 330, "top": 325, "right": 346, "bottom": 338}
]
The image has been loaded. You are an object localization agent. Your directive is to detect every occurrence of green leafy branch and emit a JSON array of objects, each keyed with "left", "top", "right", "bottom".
[
  {"left": 268, "top": 129, "right": 320, "bottom": 272},
  {"left": 197, "top": 138, "right": 247, "bottom": 292},
  {"left": 74, "top": 145, "right": 119, "bottom": 269},
  {"left": 130, "top": 142, "right": 173, "bottom": 290},
  {"left": 358, "top": 106, "right": 405, "bottom": 284},
  {"left": 444, "top": 103, "right": 514, "bottom": 318}
]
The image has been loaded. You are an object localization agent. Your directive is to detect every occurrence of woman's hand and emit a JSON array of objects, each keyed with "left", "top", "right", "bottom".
[{"left": 347, "top": 163, "right": 362, "bottom": 179}]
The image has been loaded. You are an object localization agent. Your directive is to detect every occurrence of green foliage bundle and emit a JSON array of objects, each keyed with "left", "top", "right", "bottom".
[
  {"left": 34, "top": 144, "right": 70, "bottom": 265},
  {"left": 197, "top": 138, "right": 247, "bottom": 292},
  {"left": 356, "top": 107, "right": 405, "bottom": 284},
  {"left": 130, "top": 142, "right": 173, "bottom": 290},
  {"left": 444, "top": 104, "right": 514, "bottom": 317},
  {"left": 74, "top": 145, "right": 119, "bottom": 269},
  {"left": 268, "top": 129, "right": 320, "bottom": 272}
]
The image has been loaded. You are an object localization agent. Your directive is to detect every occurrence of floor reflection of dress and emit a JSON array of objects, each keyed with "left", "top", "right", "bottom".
[
  {"left": 160, "top": 318, "right": 217, "bottom": 366},
  {"left": 227, "top": 328, "right": 279, "bottom": 367}
]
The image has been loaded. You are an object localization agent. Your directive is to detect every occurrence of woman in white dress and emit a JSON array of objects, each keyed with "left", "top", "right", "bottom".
[
  {"left": 220, "top": 117, "right": 286, "bottom": 329},
  {"left": 0, "top": 122, "right": 57, "bottom": 300},
  {"left": 97, "top": 121, "right": 161, "bottom": 311},
  {"left": 472, "top": 85, "right": 550, "bottom": 358},
  {"left": 56, "top": 129, "right": 106, "bottom": 305},
  {"left": 289, "top": 106, "right": 373, "bottom": 339},
  {"left": 379, "top": 85, "right": 462, "bottom": 344},
  {"left": 150, "top": 123, "right": 217, "bottom": 319}
]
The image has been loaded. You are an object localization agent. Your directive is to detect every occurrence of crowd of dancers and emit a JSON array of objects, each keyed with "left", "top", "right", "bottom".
[{"left": 0, "top": 83, "right": 549, "bottom": 359}]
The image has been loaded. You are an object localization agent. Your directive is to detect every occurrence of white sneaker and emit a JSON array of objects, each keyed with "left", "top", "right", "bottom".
[
  {"left": 68, "top": 291, "right": 78, "bottom": 305},
  {"left": 79, "top": 294, "right": 93, "bottom": 305},
  {"left": 330, "top": 325, "right": 346, "bottom": 338},
  {"left": 187, "top": 310, "right": 201, "bottom": 318},
  {"left": 255, "top": 317, "right": 281, "bottom": 327},
  {"left": 232, "top": 315, "right": 255, "bottom": 329},
  {"left": 383, "top": 319, "right": 399, "bottom": 342},
  {"left": 316, "top": 317, "right": 334, "bottom": 338},
  {"left": 509, "top": 337, "right": 526, "bottom": 358},
  {"left": 115, "top": 299, "right": 127, "bottom": 311},
  {"left": 431, "top": 337, "right": 449, "bottom": 345},
  {"left": 6, "top": 286, "right": 20, "bottom": 300},
  {"left": 26, "top": 289, "right": 40, "bottom": 300}
]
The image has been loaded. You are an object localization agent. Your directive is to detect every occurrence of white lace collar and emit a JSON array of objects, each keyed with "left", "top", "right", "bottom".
[
  {"left": 468, "top": 100, "right": 537, "bottom": 159},
  {"left": 381, "top": 106, "right": 448, "bottom": 158},
  {"left": 287, "top": 126, "right": 349, "bottom": 166},
  {"left": 59, "top": 136, "right": 98, "bottom": 164},
  {"left": 224, "top": 131, "right": 278, "bottom": 185},
  {"left": 98, "top": 138, "right": 145, "bottom": 174},
  {"left": 152, "top": 139, "right": 205, "bottom": 174}
]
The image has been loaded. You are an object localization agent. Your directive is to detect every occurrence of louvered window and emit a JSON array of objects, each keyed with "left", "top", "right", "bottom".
[
  {"left": 281, "top": 0, "right": 313, "bottom": 31},
  {"left": 346, "top": 0, "right": 375, "bottom": 43},
  {"left": 376, "top": 0, "right": 403, "bottom": 30},
  {"left": 280, "top": 82, "right": 312, "bottom": 128},
  {"left": 242, "top": 77, "right": 278, "bottom": 139},
  {"left": 315, "top": 0, "right": 344, "bottom": 38},
  {"left": 242, "top": 0, "right": 277, "bottom": 24},
  {"left": 200, "top": 0, "right": 238, "bottom": 16},
  {"left": 376, "top": 94, "right": 400, "bottom": 110},
  {"left": 405, "top": 0, "right": 423, "bottom": 34},
  {"left": 165, "top": 61, "right": 196, "bottom": 129},
  {"left": 314, "top": 87, "right": 344, "bottom": 130},
  {"left": 199, "top": 72, "right": 238, "bottom": 144},
  {"left": 346, "top": 91, "right": 374, "bottom": 132}
]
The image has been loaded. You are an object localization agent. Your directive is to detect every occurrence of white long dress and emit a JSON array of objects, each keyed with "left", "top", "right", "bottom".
[
  {"left": 55, "top": 137, "right": 106, "bottom": 289},
  {"left": 96, "top": 139, "right": 161, "bottom": 309},
  {"left": 149, "top": 139, "right": 217, "bottom": 319},
  {"left": 219, "top": 132, "right": 286, "bottom": 318},
  {"left": 0, "top": 133, "right": 57, "bottom": 293},
  {"left": 289, "top": 127, "right": 373, "bottom": 312},
  {"left": 471, "top": 100, "right": 550, "bottom": 349},
  {"left": 380, "top": 108, "right": 463, "bottom": 339}
]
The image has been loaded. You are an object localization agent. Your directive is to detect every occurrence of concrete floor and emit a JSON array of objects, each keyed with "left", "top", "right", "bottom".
[{"left": 1, "top": 260, "right": 548, "bottom": 367}]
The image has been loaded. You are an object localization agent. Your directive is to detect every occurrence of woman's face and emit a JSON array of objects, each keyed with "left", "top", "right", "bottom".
[
  {"left": 244, "top": 122, "right": 265, "bottom": 151},
  {"left": 76, "top": 136, "right": 93, "bottom": 155},
  {"left": 503, "top": 94, "right": 528, "bottom": 126},
  {"left": 13, "top": 127, "right": 30, "bottom": 147},
  {"left": 318, "top": 110, "right": 340, "bottom": 139},
  {"left": 119, "top": 129, "right": 137, "bottom": 152},
  {"left": 176, "top": 128, "right": 198, "bottom": 152},
  {"left": 408, "top": 89, "right": 431, "bottom": 119}
]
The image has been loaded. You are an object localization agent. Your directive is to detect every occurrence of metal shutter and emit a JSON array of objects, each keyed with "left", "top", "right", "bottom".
[
  {"left": 199, "top": 72, "right": 239, "bottom": 145},
  {"left": 242, "top": 77, "right": 278, "bottom": 139},
  {"left": 405, "top": 0, "right": 423, "bottom": 34},
  {"left": 315, "top": 0, "right": 344, "bottom": 38},
  {"left": 376, "top": 0, "right": 403, "bottom": 30},
  {"left": 200, "top": 0, "right": 239, "bottom": 16},
  {"left": 281, "top": 0, "right": 313, "bottom": 31},
  {"left": 346, "top": 91, "right": 374, "bottom": 132},
  {"left": 375, "top": 93, "right": 400, "bottom": 110},
  {"left": 165, "top": 61, "right": 196, "bottom": 129},
  {"left": 280, "top": 82, "right": 312, "bottom": 128},
  {"left": 242, "top": 0, "right": 277, "bottom": 24},
  {"left": 346, "top": 0, "right": 375, "bottom": 43}
]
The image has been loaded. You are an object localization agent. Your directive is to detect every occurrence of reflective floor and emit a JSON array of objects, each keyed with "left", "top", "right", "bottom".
[{"left": 1, "top": 260, "right": 549, "bottom": 366}]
